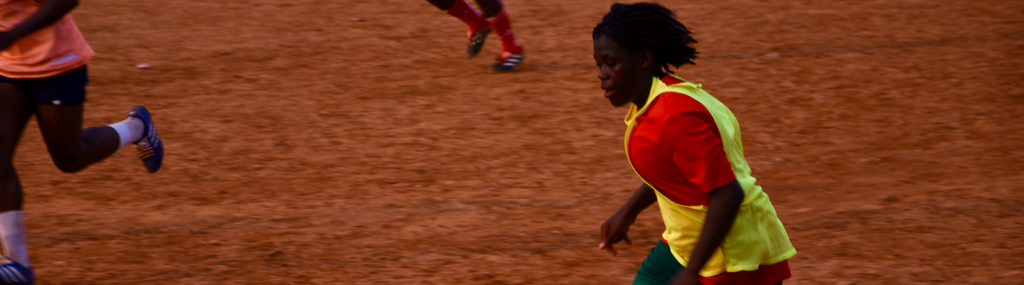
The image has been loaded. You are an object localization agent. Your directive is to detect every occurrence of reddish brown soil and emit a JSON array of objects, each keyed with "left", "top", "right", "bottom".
[{"left": 10, "top": 0, "right": 1023, "bottom": 284}]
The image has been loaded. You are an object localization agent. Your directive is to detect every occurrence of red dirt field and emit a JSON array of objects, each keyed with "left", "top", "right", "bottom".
[{"left": 9, "top": 0, "right": 1023, "bottom": 284}]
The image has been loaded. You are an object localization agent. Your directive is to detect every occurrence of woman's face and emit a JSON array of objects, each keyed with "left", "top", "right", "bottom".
[{"left": 593, "top": 35, "right": 653, "bottom": 107}]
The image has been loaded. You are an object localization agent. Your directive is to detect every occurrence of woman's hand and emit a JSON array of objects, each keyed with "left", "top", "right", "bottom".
[
  {"left": 598, "top": 210, "right": 637, "bottom": 256},
  {"left": 599, "top": 183, "right": 657, "bottom": 256}
]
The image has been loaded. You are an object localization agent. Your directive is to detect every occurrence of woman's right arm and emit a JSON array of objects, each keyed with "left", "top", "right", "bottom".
[
  {"left": 0, "top": 0, "right": 80, "bottom": 50},
  {"left": 599, "top": 183, "right": 658, "bottom": 256}
]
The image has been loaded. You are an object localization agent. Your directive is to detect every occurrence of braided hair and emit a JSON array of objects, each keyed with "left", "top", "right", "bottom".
[{"left": 592, "top": 3, "right": 698, "bottom": 74}]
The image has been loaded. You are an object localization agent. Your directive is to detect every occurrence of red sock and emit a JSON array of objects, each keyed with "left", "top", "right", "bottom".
[
  {"left": 445, "top": 0, "right": 489, "bottom": 33},
  {"left": 486, "top": 9, "right": 523, "bottom": 56}
]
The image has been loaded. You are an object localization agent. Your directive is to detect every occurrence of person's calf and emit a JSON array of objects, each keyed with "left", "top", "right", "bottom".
[
  {"left": 51, "top": 159, "right": 87, "bottom": 173},
  {"left": 0, "top": 168, "right": 23, "bottom": 212},
  {"left": 47, "top": 125, "right": 123, "bottom": 173}
]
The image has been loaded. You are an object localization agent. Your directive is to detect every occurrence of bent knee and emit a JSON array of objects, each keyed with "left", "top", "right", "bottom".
[{"left": 52, "top": 159, "right": 88, "bottom": 173}]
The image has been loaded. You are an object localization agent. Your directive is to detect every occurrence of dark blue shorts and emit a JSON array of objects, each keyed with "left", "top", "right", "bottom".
[{"left": 0, "top": 65, "right": 88, "bottom": 105}]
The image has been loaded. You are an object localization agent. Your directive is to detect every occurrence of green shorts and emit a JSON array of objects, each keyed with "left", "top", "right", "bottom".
[
  {"left": 633, "top": 240, "right": 783, "bottom": 285},
  {"left": 633, "top": 240, "right": 682, "bottom": 285}
]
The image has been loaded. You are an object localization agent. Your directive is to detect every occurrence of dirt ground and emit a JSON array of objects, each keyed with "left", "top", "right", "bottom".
[{"left": 9, "top": 0, "right": 1023, "bottom": 284}]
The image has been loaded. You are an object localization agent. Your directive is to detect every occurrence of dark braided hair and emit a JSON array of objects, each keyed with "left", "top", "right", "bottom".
[{"left": 593, "top": 2, "right": 698, "bottom": 74}]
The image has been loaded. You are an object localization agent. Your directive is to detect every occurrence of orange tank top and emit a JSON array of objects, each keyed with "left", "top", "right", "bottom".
[{"left": 0, "top": 0, "right": 93, "bottom": 78}]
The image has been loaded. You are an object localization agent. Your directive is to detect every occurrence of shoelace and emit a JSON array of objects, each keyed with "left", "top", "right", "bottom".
[{"left": 136, "top": 141, "right": 155, "bottom": 159}]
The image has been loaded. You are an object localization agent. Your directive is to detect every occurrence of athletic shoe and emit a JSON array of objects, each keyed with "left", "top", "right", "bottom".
[
  {"left": 466, "top": 26, "right": 491, "bottom": 58},
  {"left": 127, "top": 105, "right": 164, "bottom": 173},
  {"left": 0, "top": 257, "right": 33, "bottom": 285},
  {"left": 489, "top": 51, "right": 524, "bottom": 72}
]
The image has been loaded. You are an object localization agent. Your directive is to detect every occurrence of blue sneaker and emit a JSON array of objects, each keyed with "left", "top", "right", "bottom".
[
  {"left": 127, "top": 105, "right": 164, "bottom": 173},
  {"left": 0, "top": 257, "right": 33, "bottom": 285}
]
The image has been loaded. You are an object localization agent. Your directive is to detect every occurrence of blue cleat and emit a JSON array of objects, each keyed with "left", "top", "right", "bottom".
[
  {"left": 127, "top": 105, "right": 164, "bottom": 173},
  {"left": 0, "top": 257, "right": 33, "bottom": 285}
]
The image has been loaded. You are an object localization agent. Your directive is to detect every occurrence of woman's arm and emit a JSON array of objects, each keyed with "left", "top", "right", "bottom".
[
  {"left": 670, "top": 179, "right": 745, "bottom": 285},
  {"left": 0, "top": 0, "right": 80, "bottom": 50},
  {"left": 599, "top": 183, "right": 658, "bottom": 256}
]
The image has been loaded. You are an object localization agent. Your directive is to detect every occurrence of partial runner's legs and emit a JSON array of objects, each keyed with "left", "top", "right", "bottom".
[
  {"left": 0, "top": 67, "right": 158, "bottom": 285},
  {"left": 482, "top": 1, "right": 524, "bottom": 72},
  {"left": 427, "top": 0, "right": 491, "bottom": 58},
  {"left": 426, "top": 0, "right": 523, "bottom": 70},
  {"left": 0, "top": 83, "right": 38, "bottom": 285},
  {"left": 0, "top": 99, "right": 119, "bottom": 269}
]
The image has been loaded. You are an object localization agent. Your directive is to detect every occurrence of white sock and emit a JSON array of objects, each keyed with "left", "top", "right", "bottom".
[
  {"left": 108, "top": 117, "right": 144, "bottom": 148},
  {"left": 0, "top": 211, "right": 29, "bottom": 266}
]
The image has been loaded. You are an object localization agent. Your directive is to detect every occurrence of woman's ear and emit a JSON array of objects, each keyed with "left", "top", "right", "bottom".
[{"left": 638, "top": 49, "right": 655, "bottom": 70}]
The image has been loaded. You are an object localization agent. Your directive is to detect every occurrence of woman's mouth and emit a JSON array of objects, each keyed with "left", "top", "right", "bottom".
[{"left": 603, "top": 88, "right": 616, "bottom": 99}]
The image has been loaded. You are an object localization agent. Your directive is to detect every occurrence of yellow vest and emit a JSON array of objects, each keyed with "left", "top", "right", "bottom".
[{"left": 624, "top": 76, "right": 797, "bottom": 277}]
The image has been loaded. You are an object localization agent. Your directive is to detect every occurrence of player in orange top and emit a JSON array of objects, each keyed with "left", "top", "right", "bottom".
[
  {"left": 593, "top": 3, "right": 794, "bottom": 285},
  {"left": 425, "top": 0, "right": 524, "bottom": 72},
  {"left": 0, "top": 1, "right": 164, "bottom": 283}
]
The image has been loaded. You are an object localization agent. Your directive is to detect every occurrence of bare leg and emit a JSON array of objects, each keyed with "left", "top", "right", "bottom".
[
  {"left": 0, "top": 83, "right": 33, "bottom": 267},
  {"left": 33, "top": 104, "right": 120, "bottom": 173},
  {"left": 0, "top": 84, "right": 31, "bottom": 212},
  {"left": 426, "top": 0, "right": 456, "bottom": 10},
  {"left": 473, "top": 0, "right": 503, "bottom": 18}
]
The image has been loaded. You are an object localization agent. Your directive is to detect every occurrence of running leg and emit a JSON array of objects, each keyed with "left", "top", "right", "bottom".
[
  {"left": 0, "top": 83, "right": 33, "bottom": 269},
  {"left": 480, "top": 0, "right": 524, "bottom": 72},
  {"left": 33, "top": 104, "right": 121, "bottom": 173},
  {"left": 428, "top": 0, "right": 491, "bottom": 58}
]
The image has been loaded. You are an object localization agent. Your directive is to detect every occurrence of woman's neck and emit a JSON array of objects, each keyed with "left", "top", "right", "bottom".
[{"left": 631, "top": 72, "right": 665, "bottom": 109}]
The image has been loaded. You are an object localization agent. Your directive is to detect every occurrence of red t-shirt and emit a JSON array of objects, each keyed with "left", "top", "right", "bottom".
[
  {"left": 630, "top": 76, "right": 791, "bottom": 285},
  {"left": 628, "top": 76, "right": 736, "bottom": 206}
]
